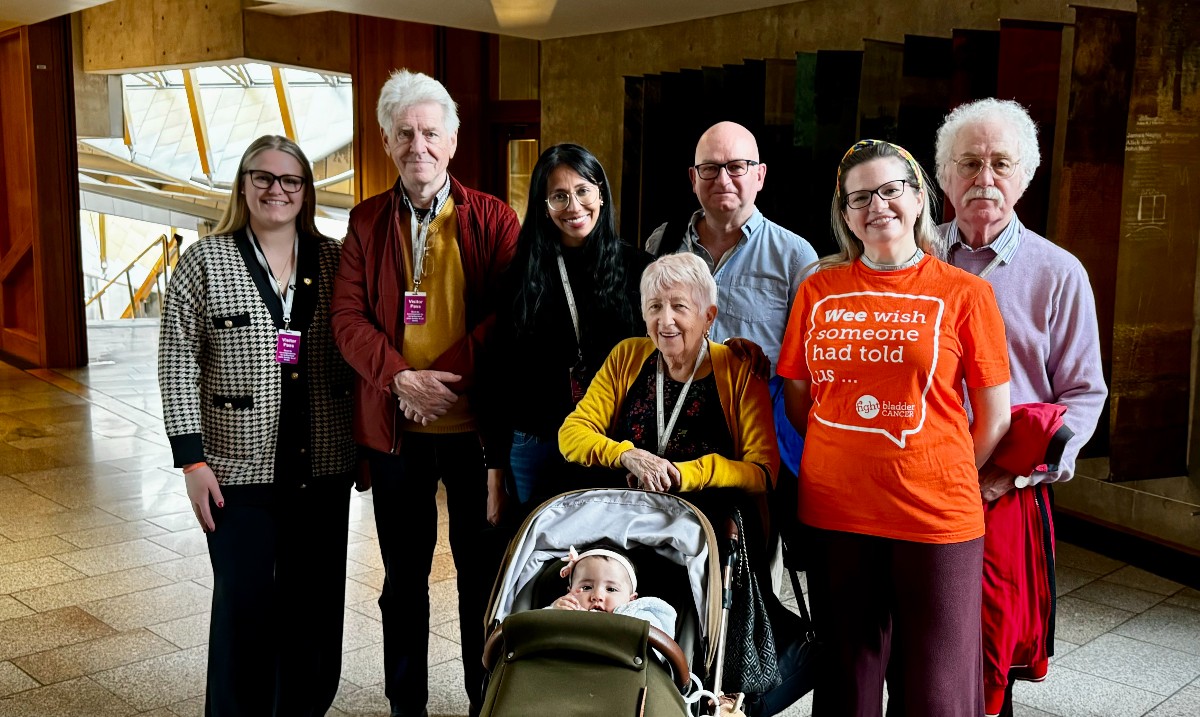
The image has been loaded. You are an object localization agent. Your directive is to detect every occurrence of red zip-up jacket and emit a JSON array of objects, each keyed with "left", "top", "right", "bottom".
[{"left": 331, "top": 176, "right": 519, "bottom": 456}]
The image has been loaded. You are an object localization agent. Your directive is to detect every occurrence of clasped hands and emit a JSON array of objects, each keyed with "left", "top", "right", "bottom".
[
  {"left": 391, "top": 369, "right": 461, "bottom": 426},
  {"left": 620, "top": 448, "right": 680, "bottom": 492}
]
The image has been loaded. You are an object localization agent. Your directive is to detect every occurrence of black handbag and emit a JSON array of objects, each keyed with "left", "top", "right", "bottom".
[
  {"left": 722, "top": 508, "right": 782, "bottom": 694},
  {"left": 743, "top": 541, "right": 820, "bottom": 716}
]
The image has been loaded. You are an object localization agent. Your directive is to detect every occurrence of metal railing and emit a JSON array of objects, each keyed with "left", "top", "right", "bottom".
[{"left": 85, "top": 233, "right": 181, "bottom": 319}]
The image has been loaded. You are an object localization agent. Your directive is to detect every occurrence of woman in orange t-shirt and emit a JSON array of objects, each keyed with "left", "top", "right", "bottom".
[{"left": 777, "top": 140, "right": 1011, "bottom": 716}]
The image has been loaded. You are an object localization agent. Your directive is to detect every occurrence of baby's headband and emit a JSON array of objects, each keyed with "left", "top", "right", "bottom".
[
  {"left": 836, "top": 139, "right": 923, "bottom": 193},
  {"left": 559, "top": 545, "right": 638, "bottom": 593}
]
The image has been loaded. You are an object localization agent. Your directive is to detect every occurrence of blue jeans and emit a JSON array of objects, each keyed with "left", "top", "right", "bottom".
[{"left": 507, "top": 429, "right": 563, "bottom": 506}]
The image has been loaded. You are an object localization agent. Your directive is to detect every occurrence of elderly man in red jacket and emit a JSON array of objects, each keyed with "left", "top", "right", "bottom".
[{"left": 332, "top": 69, "right": 519, "bottom": 717}]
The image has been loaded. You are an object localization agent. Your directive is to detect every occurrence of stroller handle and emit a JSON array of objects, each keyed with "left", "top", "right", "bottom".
[{"left": 483, "top": 621, "right": 692, "bottom": 692}]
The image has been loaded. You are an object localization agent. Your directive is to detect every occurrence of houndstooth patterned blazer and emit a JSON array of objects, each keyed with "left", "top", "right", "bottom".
[{"left": 158, "top": 230, "right": 355, "bottom": 485}]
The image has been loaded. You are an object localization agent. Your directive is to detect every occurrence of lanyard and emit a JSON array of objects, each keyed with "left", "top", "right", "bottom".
[
  {"left": 248, "top": 228, "right": 298, "bottom": 329},
  {"left": 656, "top": 341, "right": 709, "bottom": 456},
  {"left": 977, "top": 252, "right": 1005, "bottom": 280},
  {"left": 555, "top": 249, "right": 583, "bottom": 363},
  {"left": 402, "top": 185, "right": 445, "bottom": 291},
  {"left": 409, "top": 208, "right": 433, "bottom": 290}
]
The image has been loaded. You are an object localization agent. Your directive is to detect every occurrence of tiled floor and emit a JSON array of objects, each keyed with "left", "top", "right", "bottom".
[{"left": 0, "top": 321, "right": 1197, "bottom": 717}]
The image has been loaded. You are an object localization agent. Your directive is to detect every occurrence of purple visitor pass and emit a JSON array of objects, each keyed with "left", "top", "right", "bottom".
[
  {"left": 276, "top": 330, "right": 301, "bottom": 364},
  {"left": 404, "top": 291, "right": 427, "bottom": 325}
]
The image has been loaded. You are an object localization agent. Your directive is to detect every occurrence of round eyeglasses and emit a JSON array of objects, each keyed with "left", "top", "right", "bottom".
[
  {"left": 546, "top": 185, "right": 600, "bottom": 212},
  {"left": 843, "top": 179, "right": 913, "bottom": 210},
  {"left": 952, "top": 155, "right": 1020, "bottom": 180},
  {"left": 692, "top": 159, "right": 760, "bottom": 181},
  {"left": 244, "top": 170, "right": 306, "bottom": 194}
]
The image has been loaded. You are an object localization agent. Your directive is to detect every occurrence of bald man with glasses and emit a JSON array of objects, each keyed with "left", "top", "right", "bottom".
[{"left": 646, "top": 121, "right": 818, "bottom": 591}]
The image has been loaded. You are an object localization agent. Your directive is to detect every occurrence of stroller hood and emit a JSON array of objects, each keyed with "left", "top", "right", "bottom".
[{"left": 486, "top": 489, "right": 723, "bottom": 674}]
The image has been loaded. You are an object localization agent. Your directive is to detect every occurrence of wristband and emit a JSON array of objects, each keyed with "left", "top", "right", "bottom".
[{"left": 183, "top": 461, "right": 208, "bottom": 474}]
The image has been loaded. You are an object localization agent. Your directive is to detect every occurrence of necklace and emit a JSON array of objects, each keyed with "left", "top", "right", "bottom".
[{"left": 861, "top": 247, "right": 924, "bottom": 271}]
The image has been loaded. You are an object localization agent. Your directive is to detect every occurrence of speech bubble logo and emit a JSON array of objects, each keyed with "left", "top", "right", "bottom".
[{"left": 805, "top": 291, "right": 945, "bottom": 447}]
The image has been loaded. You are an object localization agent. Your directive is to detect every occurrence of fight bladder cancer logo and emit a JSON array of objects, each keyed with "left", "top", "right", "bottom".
[
  {"left": 806, "top": 291, "right": 945, "bottom": 447},
  {"left": 855, "top": 395, "right": 881, "bottom": 419}
]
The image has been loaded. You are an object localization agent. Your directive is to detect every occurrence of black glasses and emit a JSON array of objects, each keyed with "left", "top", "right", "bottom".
[
  {"left": 546, "top": 185, "right": 600, "bottom": 212},
  {"left": 692, "top": 159, "right": 760, "bottom": 181},
  {"left": 952, "top": 155, "right": 1019, "bottom": 180},
  {"left": 843, "top": 179, "right": 913, "bottom": 209},
  {"left": 244, "top": 170, "right": 306, "bottom": 194}
]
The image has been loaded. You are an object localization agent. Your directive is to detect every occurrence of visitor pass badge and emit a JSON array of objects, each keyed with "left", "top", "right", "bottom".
[
  {"left": 404, "top": 291, "right": 427, "bottom": 325},
  {"left": 276, "top": 330, "right": 302, "bottom": 364}
]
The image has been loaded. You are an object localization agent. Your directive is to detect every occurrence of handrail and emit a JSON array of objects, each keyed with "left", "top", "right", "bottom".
[
  {"left": 85, "top": 233, "right": 179, "bottom": 309},
  {"left": 123, "top": 234, "right": 178, "bottom": 318}
]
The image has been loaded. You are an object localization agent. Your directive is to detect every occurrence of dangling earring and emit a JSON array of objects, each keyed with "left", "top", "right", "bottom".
[{"left": 704, "top": 327, "right": 711, "bottom": 339}]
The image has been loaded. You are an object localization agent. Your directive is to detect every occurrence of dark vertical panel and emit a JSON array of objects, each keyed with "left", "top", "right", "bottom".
[
  {"left": 639, "top": 69, "right": 707, "bottom": 235},
  {"left": 996, "top": 20, "right": 1064, "bottom": 238},
  {"left": 1110, "top": 0, "right": 1200, "bottom": 479},
  {"left": 792, "top": 52, "right": 829, "bottom": 253},
  {"left": 793, "top": 52, "right": 817, "bottom": 151},
  {"left": 1057, "top": 7, "right": 1137, "bottom": 463},
  {"left": 762, "top": 58, "right": 806, "bottom": 244},
  {"left": 897, "top": 35, "right": 952, "bottom": 187},
  {"left": 858, "top": 40, "right": 904, "bottom": 143},
  {"left": 814, "top": 49, "right": 863, "bottom": 202},
  {"left": 620, "top": 75, "right": 645, "bottom": 243},
  {"left": 441, "top": 27, "right": 489, "bottom": 192},
  {"left": 950, "top": 29, "right": 1000, "bottom": 107},
  {"left": 636, "top": 74, "right": 669, "bottom": 242},
  {"left": 0, "top": 19, "right": 86, "bottom": 368}
]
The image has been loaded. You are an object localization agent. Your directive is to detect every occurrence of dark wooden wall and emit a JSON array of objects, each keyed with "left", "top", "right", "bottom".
[{"left": 0, "top": 18, "right": 87, "bottom": 368}]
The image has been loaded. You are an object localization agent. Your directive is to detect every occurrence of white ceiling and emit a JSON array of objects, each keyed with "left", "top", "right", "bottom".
[{"left": 2, "top": 0, "right": 803, "bottom": 39}]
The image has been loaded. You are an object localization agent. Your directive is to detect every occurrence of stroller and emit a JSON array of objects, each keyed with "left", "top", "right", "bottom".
[{"left": 480, "top": 488, "right": 728, "bottom": 716}]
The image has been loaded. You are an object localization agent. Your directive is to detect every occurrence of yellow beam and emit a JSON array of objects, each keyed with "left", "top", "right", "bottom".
[
  {"left": 183, "top": 69, "right": 213, "bottom": 178},
  {"left": 98, "top": 213, "right": 107, "bottom": 271},
  {"left": 271, "top": 65, "right": 297, "bottom": 140}
]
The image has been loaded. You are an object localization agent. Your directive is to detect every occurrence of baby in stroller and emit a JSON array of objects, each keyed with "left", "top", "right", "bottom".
[
  {"left": 548, "top": 544, "right": 677, "bottom": 640},
  {"left": 481, "top": 489, "right": 724, "bottom": 717}
]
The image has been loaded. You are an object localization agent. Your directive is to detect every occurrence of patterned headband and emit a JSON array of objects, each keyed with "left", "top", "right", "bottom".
[
  {"left": 559, "top": 545, "right": 637, "bottom": 593},
  {"left": 836, "top": 139, "right": 923, "bottom": 194}
]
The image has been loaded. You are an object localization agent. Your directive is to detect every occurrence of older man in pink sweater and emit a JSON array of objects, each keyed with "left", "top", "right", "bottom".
[{"left": 934, "top": 98, "right": 1107, "bottom": 717}]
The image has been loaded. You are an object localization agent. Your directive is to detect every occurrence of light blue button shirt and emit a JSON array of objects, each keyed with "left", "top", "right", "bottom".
[{"left": 650, "top": 209, "right": 818, "bottom": 374}]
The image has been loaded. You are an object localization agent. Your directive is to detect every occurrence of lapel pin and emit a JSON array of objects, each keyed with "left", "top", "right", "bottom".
[{"left": 303, "top": 277, "right": 313, "bottom": 286}]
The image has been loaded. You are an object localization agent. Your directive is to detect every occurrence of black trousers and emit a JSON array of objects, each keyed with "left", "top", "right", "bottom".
[
  {"left": 204, "top": 476, "right": 352, "bottom": 717},
  {"left": 367, "top": 432, "right": 500, "bottom": 717}
]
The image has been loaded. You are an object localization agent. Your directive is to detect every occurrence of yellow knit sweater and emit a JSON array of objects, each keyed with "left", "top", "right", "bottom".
[{"left": 558, "top": 338, "right": 779, "bottom": 493}]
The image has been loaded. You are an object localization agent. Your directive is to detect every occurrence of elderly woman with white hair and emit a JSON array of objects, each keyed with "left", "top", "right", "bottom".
[{"left": 559, "top": 252, "right": 778, "bottom": 494}]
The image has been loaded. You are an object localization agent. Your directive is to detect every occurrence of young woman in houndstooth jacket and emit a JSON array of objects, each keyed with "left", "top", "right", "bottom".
[{"left": 158, "top": 135, "right": 355, "bottom": 716}]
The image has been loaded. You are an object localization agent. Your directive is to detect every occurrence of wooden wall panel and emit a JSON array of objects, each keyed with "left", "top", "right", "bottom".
[
  {"left": 1056, "top": 7, "right": 1137, "bottom": 463},
  {"left": 243, "top": 11, "right": 351, "bottom": 75},
  {"left": 996, "top": 20, "right": 1064, "bottom": 239},
  {"left": 1110, "top": 0, "right": 1200, "bottom": 480},
  {"left": 350, "top": 16, "right": 437, "bottom": 203},
  {"left": 0, "top": 19, "right": 87, "bottom": 368},
  {"left": 441, "top": 28, "right": 489, "bottom": 193}
]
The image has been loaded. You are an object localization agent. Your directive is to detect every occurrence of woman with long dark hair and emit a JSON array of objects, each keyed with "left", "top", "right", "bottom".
[{"left": 485, "top": 143, "right": 652, "bottom": 512}]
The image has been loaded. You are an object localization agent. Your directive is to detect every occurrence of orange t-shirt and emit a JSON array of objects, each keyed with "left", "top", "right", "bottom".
[{"left": 777, "top": 255, "right": 1009, "bottom": 543}]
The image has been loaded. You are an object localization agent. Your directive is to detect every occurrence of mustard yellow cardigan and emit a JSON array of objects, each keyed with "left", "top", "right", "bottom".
[{"left": 558, "top": 338, "right": 779, "bottom": 493}]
